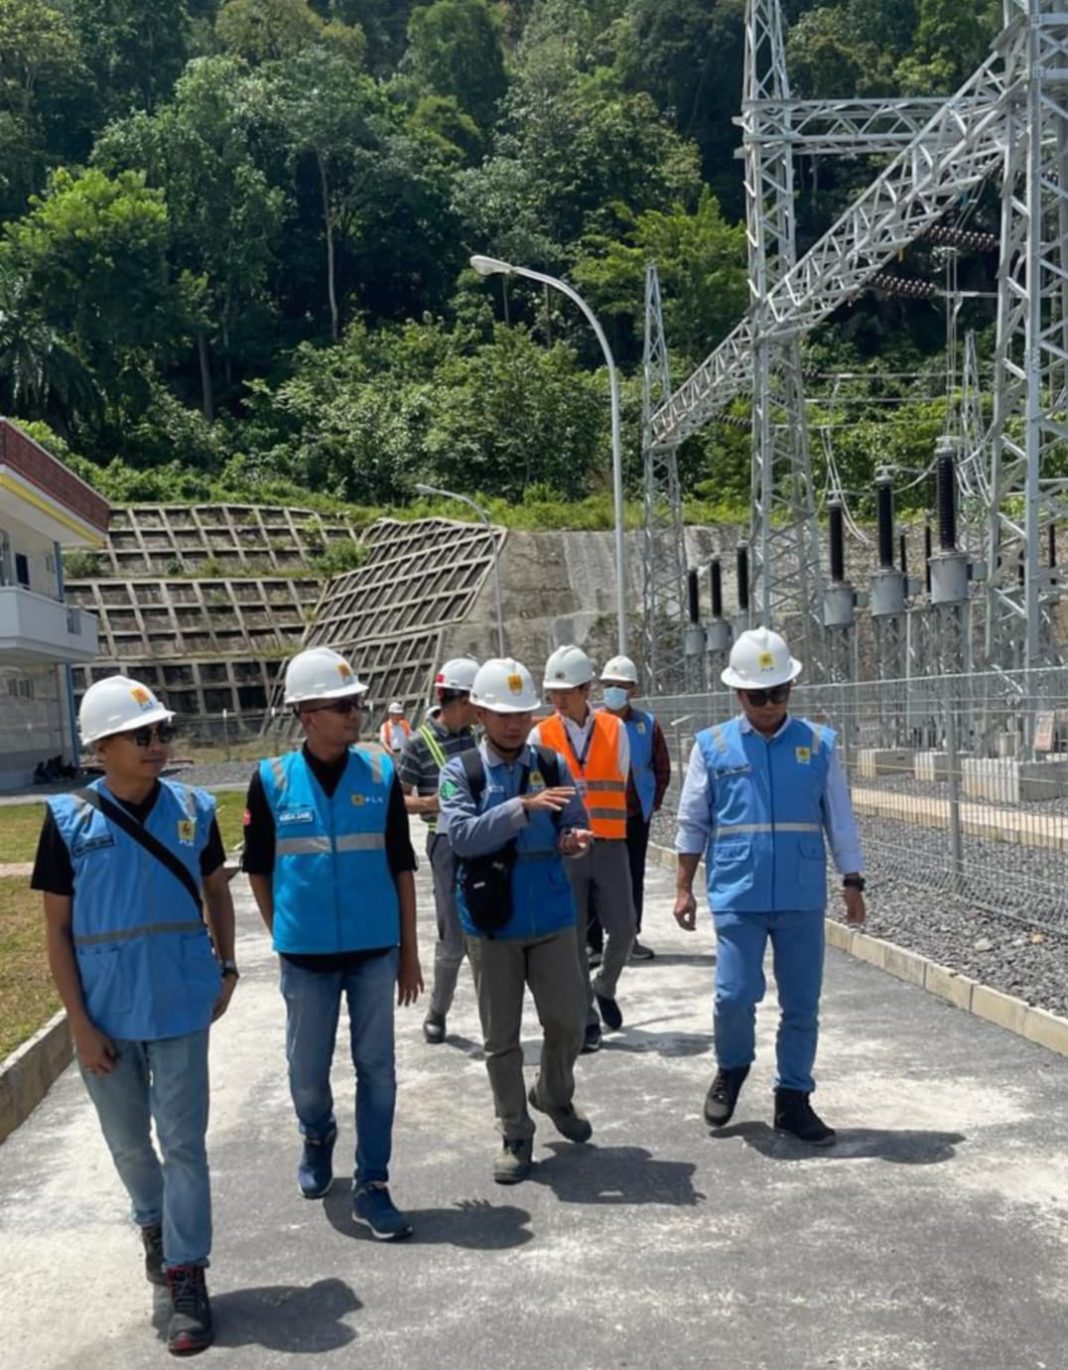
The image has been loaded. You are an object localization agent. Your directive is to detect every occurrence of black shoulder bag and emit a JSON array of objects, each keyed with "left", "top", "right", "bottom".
[
  {"left": 75, "top": 787, "right": 204, "bottom": 919},
  {"left": 457, "top": 746, "right": 561, "bottom": 937}
]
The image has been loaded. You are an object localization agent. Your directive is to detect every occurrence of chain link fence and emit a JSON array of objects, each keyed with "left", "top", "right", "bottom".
[{"left": 645, "top": 667, "right": 1068, "bottom": 933}]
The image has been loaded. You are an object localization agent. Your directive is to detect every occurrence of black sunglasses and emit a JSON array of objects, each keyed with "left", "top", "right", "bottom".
[
  {"left": 743, "top": 685, "right": 792, "bottom": 707},
  {"left": 307, "top": 697, "right": 364, "bottom": 716},
  {"left": 126, "top": 723, "right": 178, "bottom": 747}
]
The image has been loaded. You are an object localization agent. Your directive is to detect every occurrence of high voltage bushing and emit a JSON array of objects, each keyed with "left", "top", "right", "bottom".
[
  {"left": 706, "top": 557, "right": 731, "bottom": 654},
  {"left": 872, "top": 470, "right": 906, "bottom": 617},
  {"left": 924, "top": 524, "right": 933, "bottom": 595},
  {"left": 899, "top": 533, "right": 908, "bottom": 578},
  {"left": 736, "top": 542, "right": 750, "bottom": 614},
  {"left": 684, "top": 567, "right": 707, "bottom": 671},
  {"left": 930, "top": 437, "right": 969, "bottom": 606},
  {"left": 687, "top": 569, "right": 700, "bottom": 625},
  {"left": 868, "top": 271, "right": 940, "bottom": 300},
  {"left": 924, "top": 224, "right": 1000, "bottom": 253},
  {"left": 828, "top": 500, "right": 846, "bottom": 584}
]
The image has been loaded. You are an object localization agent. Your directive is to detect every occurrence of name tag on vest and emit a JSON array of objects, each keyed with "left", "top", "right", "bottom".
[
  {"left": 278, "top": 808, "right": 316, "bottom": 825},
  {"left": 715, "top": 764, "right": 752, "bottom": 778},
  {"left": 72, "top": 833, "right": 116, "bottom": 857}
]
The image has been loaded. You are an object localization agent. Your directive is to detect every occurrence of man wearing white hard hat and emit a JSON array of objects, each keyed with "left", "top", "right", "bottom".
[
  {"left": 397, "top": 656, "right": 480, "bottom": 1044},
  {"left": 379, "top": 701, "right": 411, "bottom": 755},
  {"left": 31, "top": 675, "right": 237, "bottom": 1356},
  {"left": 673, "top": 627, "right": 866, "bottom": 1146},
  {"left": 438, "top": 658, "right": 594, "bottom": 1185},
  {"left": 598, "top": 654, "right": 672, "bottom": 960},
  {"left": 532, "top": 644, "right": 635, "bottom": 1052},
  {"left": 242, "top": 646, "right": 422, "bottom": 1239}
]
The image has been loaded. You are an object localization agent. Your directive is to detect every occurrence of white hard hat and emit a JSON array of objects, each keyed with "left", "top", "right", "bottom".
[
  {"left": 600, "top": 654, "right": 639, "bottom": 685},
  {"left": 387, "top": 701, "right": 404, "bottom": 714},
  {"left": 543, "top": 644, "right": 594, "bottom": 691},
  {"left": 721, "top": 627, "right": 802, "bottom": 690},
  {"left": 284, "top": 647, "right": 368, "bottom": 705},
  {"left": 79, "top": 675, "right": 175, "bottom": 747},
  {"left": 435, "top": 657, "right": 480, "bottom": 692},
  {"left": 470, "top": 658, "right": 540, "bottom": 713}
]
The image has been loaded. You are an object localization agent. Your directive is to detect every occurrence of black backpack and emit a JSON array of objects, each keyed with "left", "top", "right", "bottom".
[{"left": 456, "top": 745, "right": 562, "bottom": 936}]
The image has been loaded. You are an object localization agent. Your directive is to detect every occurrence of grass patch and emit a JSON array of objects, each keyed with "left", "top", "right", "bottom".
[
  {"left": 212, "top": 790, "right": 246, "bottom": 853},
  {"left": 0, "top": 879, "right": 59, "bottom": 1060},
  {"left": 0, "top": 803, "right": 48, "bottom": 864}
]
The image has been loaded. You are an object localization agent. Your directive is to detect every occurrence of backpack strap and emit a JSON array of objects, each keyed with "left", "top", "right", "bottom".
[
  {"left": 460, "top": 748, "right": 486, "bottom": 806},
  {"left": 74, "top": 788, "right": 203, "bottom": 919},
  {"left": 533, "top": 744, "right": 561, "bottom": 789}
]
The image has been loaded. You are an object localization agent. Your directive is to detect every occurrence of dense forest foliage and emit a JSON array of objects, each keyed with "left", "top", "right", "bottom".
[{"left": 0, "top": 1, "right": 1002, "bottom": 523}]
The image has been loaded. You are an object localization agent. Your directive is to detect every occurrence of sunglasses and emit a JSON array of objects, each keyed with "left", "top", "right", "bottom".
[
  {"left": 307, "top": 698, "right": 364, "bottom": 716},
  {"left": 743, "top": 685, "right": 792, "bottom": 707},
  {"left": 126, "top": 723, "right": 177, "bottom": 747}
]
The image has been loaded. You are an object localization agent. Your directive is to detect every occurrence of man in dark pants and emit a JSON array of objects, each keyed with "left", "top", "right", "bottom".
[
  {"left": 397, "top": 656, "right": 480, "bottom": 1044},
  {"left": 598, "top": 655, "right": 671, "bottom": 960},
  {"left": 243, "top": 646, "right": 422, "bottom": 1240}
]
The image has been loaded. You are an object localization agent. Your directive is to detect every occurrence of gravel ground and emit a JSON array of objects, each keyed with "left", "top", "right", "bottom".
[
  {"left": 862, "top": 769, "right": 1068, "bottom": 815},
  {"left": 653, "top": 807, "right": 1068, "bottom": 1021}
]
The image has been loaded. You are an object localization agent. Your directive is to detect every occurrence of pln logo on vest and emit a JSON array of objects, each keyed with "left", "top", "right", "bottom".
[
  {"left": 529, "top": 770, "right": 545, "bottom": 790},
  {"left": 351, "top": 793, "right": 384, "bottom": 806},
  {"left": 795, "top": 746, "right": 812, "bottom": 765},
  {"left": 178, "top": 819, "right": 197, "bottom": 845}
]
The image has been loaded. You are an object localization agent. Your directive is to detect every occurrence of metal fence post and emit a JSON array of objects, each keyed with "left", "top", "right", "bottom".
[
  {"left": 222, "top": 708, "right": 231, "bottom": 761},
  {"left": 944, "top": 672, "right": 963, "bottom": 877}
]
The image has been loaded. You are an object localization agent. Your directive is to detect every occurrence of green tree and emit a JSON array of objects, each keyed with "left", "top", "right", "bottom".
[
  {"left": 2, "top": 167, "right": 179, "bottom": 405},
  {"left": 217, "top": 0, "right": 365, "bottom": 63},
  {"left": 895, "top": 0, "right": 1000, "bottom": 95},
  {"left": 67, "top": 0, "right": 191, "bottom": 118},
  {"left": 94, "top": 56, "right": 287, "bottom": 419},
  {"left": 0, "top": 260, "right": 99, "bottom": 428},
  {"left": 406, "top": 0, "right": 508, "bottom": 133}
]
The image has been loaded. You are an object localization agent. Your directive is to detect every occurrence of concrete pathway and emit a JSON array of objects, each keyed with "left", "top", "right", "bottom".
[{"left": 1, "top": 865, "right": 1067, "bottom": 1369}]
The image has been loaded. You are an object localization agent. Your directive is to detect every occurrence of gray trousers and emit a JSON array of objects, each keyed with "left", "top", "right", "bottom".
[
  {"left": 427, "top": 832, "right": 467, "bottom": 1019},
  {"left": 565, "top": 839, "right": 635, "bottom": 1025},
  {"left": 466, "top": 927, "right": 586, "bottom": 1141}
]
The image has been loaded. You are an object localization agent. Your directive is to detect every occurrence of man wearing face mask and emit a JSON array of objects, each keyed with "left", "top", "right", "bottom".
[
  {"left": 673, "top": 627, "right": 866, "bottom": 1146},
  {"left": 598, "top": 655, "right": 672, "bottom": 961}
]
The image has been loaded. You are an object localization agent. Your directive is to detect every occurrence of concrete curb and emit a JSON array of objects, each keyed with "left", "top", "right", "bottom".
[
  {"left": 649, "top": 842, "right": 1068, "bottom": 1061},
  {"left": 0, "top": 1011, "right": 72, "bottom": 1145}
]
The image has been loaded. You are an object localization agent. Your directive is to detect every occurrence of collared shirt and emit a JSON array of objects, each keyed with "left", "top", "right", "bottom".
[
  {"left": 437, "top": 740, "right": 588, "bottom": 858},
  {"left": 529, "top": 708, "right": 630, "bottom": 777},
  {"left": 396, "top": 716, "right": 478, "bottom": 823},
  {"left": 674, "top": 713, "right": 863, "bottom": 874}
]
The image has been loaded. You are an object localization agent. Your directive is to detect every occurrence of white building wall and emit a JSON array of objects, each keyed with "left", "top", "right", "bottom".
[{"left": 0, "top": 510, "right": 61, "bottom": 599}]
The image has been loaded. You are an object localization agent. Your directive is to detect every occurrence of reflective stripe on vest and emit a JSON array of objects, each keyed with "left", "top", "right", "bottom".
[
  {"left": 714, "top": 822, "right": 822, "bottom": 839},
  {"left": 539, "top": 712, "right": 627, "bottom": 839},
  {"left": 74, "top": 919, "right": 206, "bottom": 948}
]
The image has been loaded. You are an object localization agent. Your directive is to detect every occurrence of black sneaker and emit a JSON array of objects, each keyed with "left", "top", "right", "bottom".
[
  {"left": 423, "top": 1012, "right": 446, "bottom": 1045},
  {"left": 630, "top": 940, "right": 655, "bottom": 961},
  {"left": 703, "top": 1065, "right": 750, "bottom": 1127},
  {"left": 528, "top": 1086, "right": 593, "bottom": 1143},
  {"left": 774, "top": 1089, "right": 836, "bottom": 1146},
  {"left": 141, "top": 1221, "right": 165, "bottom": 1286},
  {"left": 494, "top": 1136, "right": 534, "bottom": 1184},
  {"left": 581, "top": 1021, "right": 602, "bottom": 1054},
  {"left": 165, "top": 1265, "right": 213, "bottom": 1356},
  {"left": 595, "top": 993, "right": 623, "bottom": 1032},
  {"left": 297, "top": 1126, "right": 337, "bottom": 1199}
]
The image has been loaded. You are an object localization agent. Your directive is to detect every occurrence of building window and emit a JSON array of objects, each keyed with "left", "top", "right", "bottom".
[{"left": 15, "top": 553, "right": 29, "bottom": 588}]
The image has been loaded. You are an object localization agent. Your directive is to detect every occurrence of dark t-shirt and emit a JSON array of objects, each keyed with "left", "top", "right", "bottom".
[
  {"left": 30, "top": 782, "right": 226, "bottom": 897},
  {"left": 241, "top": 746, "right": 416, "bottom": 972}
]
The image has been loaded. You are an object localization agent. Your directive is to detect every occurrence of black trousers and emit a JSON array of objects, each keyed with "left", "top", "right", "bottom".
[{"left": 587, "top": 811, "right": 652, "bottom": 947}]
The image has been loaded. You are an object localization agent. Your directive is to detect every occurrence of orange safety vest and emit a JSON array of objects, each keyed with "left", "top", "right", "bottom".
[
  {"left": 539, "top": 711, "right": 628, "bottom": 840},
  {"left": 379, "top": 719, "right": 411, "bottom": 750}
]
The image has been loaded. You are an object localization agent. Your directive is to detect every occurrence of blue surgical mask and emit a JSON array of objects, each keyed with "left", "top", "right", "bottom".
[{"left": 603, "top": 686, "right": 630, "bottom": 710}]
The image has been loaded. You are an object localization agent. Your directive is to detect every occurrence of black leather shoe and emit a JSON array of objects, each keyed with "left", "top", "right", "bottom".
[
  {"left": 581, "top": 1021, "right": 602, "bottom": 1054},
  {"left": 703, "top": 1065, "right": 750, "bottom": 1127},
  {"left": 595, "top": 993, "right": 623, "bottom": 1032},
  {"left": 774, "top": 1089, "right": 836, "bottom": 1146}
]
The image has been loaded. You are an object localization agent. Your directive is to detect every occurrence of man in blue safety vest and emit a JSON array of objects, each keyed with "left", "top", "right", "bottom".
[
  {"left": 598, "top": 654, "right": 672, "bottom": 960},
  {"left": 32, "top": 675, "right": 238, "bottom": 1356},
  {"left": 438, "top": 658, "right": 594, "bottom": 1186},
  {"left": 673, "top": 627, "right": 866, "bottom": 1146},
  {"left": 243, "top": 646, "right": 422, "bottom": 1239}
]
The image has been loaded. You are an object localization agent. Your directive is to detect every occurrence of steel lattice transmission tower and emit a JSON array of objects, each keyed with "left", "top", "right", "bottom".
[
  {"left": 640, "top": 262, "right": 687, "bottom": 694},
  {"left": 742, "top": 0, "right": 824, "bottom": 673}
]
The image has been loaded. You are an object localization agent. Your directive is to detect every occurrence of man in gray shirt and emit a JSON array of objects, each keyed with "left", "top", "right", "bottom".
[{"left": 398, "top": 657, "right": 480, "bottom": 1044}]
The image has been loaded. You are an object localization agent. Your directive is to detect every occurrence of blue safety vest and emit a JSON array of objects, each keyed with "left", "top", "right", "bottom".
[
  {"left": 696, "top": 715, "right": 834, "bottom": 914},
  {"left": 49, "top": 779, "right": 221, "bottom": 1041},
  {"left": 625, "top": 709, "right": 657, "bottom": 822},
  {"left": 447, "top": 746, "right": 578, "bottom": 941},
  {"left": 260, "top": 748, "right": 399, "bottom": 954}
]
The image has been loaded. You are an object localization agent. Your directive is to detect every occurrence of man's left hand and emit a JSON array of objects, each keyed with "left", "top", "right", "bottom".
[
  {"left": 560, "top": 828, "right": 594, "bottom": 856},
  {"left": 842, "top": 887, "right": 866, "bottom": 926},
  {"left": 397, "top": 950, "right": 424, "bottom": 1007},
  {"left": 212, "top": 974, "right": 238, "bottom": 1022}
]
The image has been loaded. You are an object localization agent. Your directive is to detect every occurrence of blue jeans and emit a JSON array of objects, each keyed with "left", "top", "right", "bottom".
[
  {"left": 79, "top": 1030, "right": 211, "bottom": 1269},
  {"left": 713, "top": 909, "right": 825, "bottom": 1093},
  {"left": 280, "top": 949, "right": 398, "bottom": 1187}
]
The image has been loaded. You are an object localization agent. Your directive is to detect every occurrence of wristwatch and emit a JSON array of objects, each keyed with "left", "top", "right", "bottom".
[
  {"left": 842, "top": 875, "right": 866, "bottom": 892},
  {"left": 220, "top": 959, "right": 240, "bottom": 979}
]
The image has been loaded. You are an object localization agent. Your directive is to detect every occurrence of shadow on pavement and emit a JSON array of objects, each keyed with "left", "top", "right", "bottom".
[
  {"left": 151, "top": 1277, "right": 361, "bottom": 1353},
  {"left": 531, "top": 1142, "right": 705, "bottom": 1205},
  {"left": 627, "top": 952, "right": 717, "bottom": 969},
  {"left": 709, "top": 1120, "right": 966, "bottom": 1165},
  {"left": 323, "top": 1191, "right": 534, "bottom": 1248},
  {"left": 605, "top": 1026, "right": 713, "bottom": 1058}
]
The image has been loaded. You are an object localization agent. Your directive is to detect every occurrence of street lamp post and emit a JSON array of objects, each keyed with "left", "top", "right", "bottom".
[
  {"left": 470, "top": 254, "right": 628, "bottom": 657},
  {"left": 415, "top": 482, "right": 506, "bottom": 657}
]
